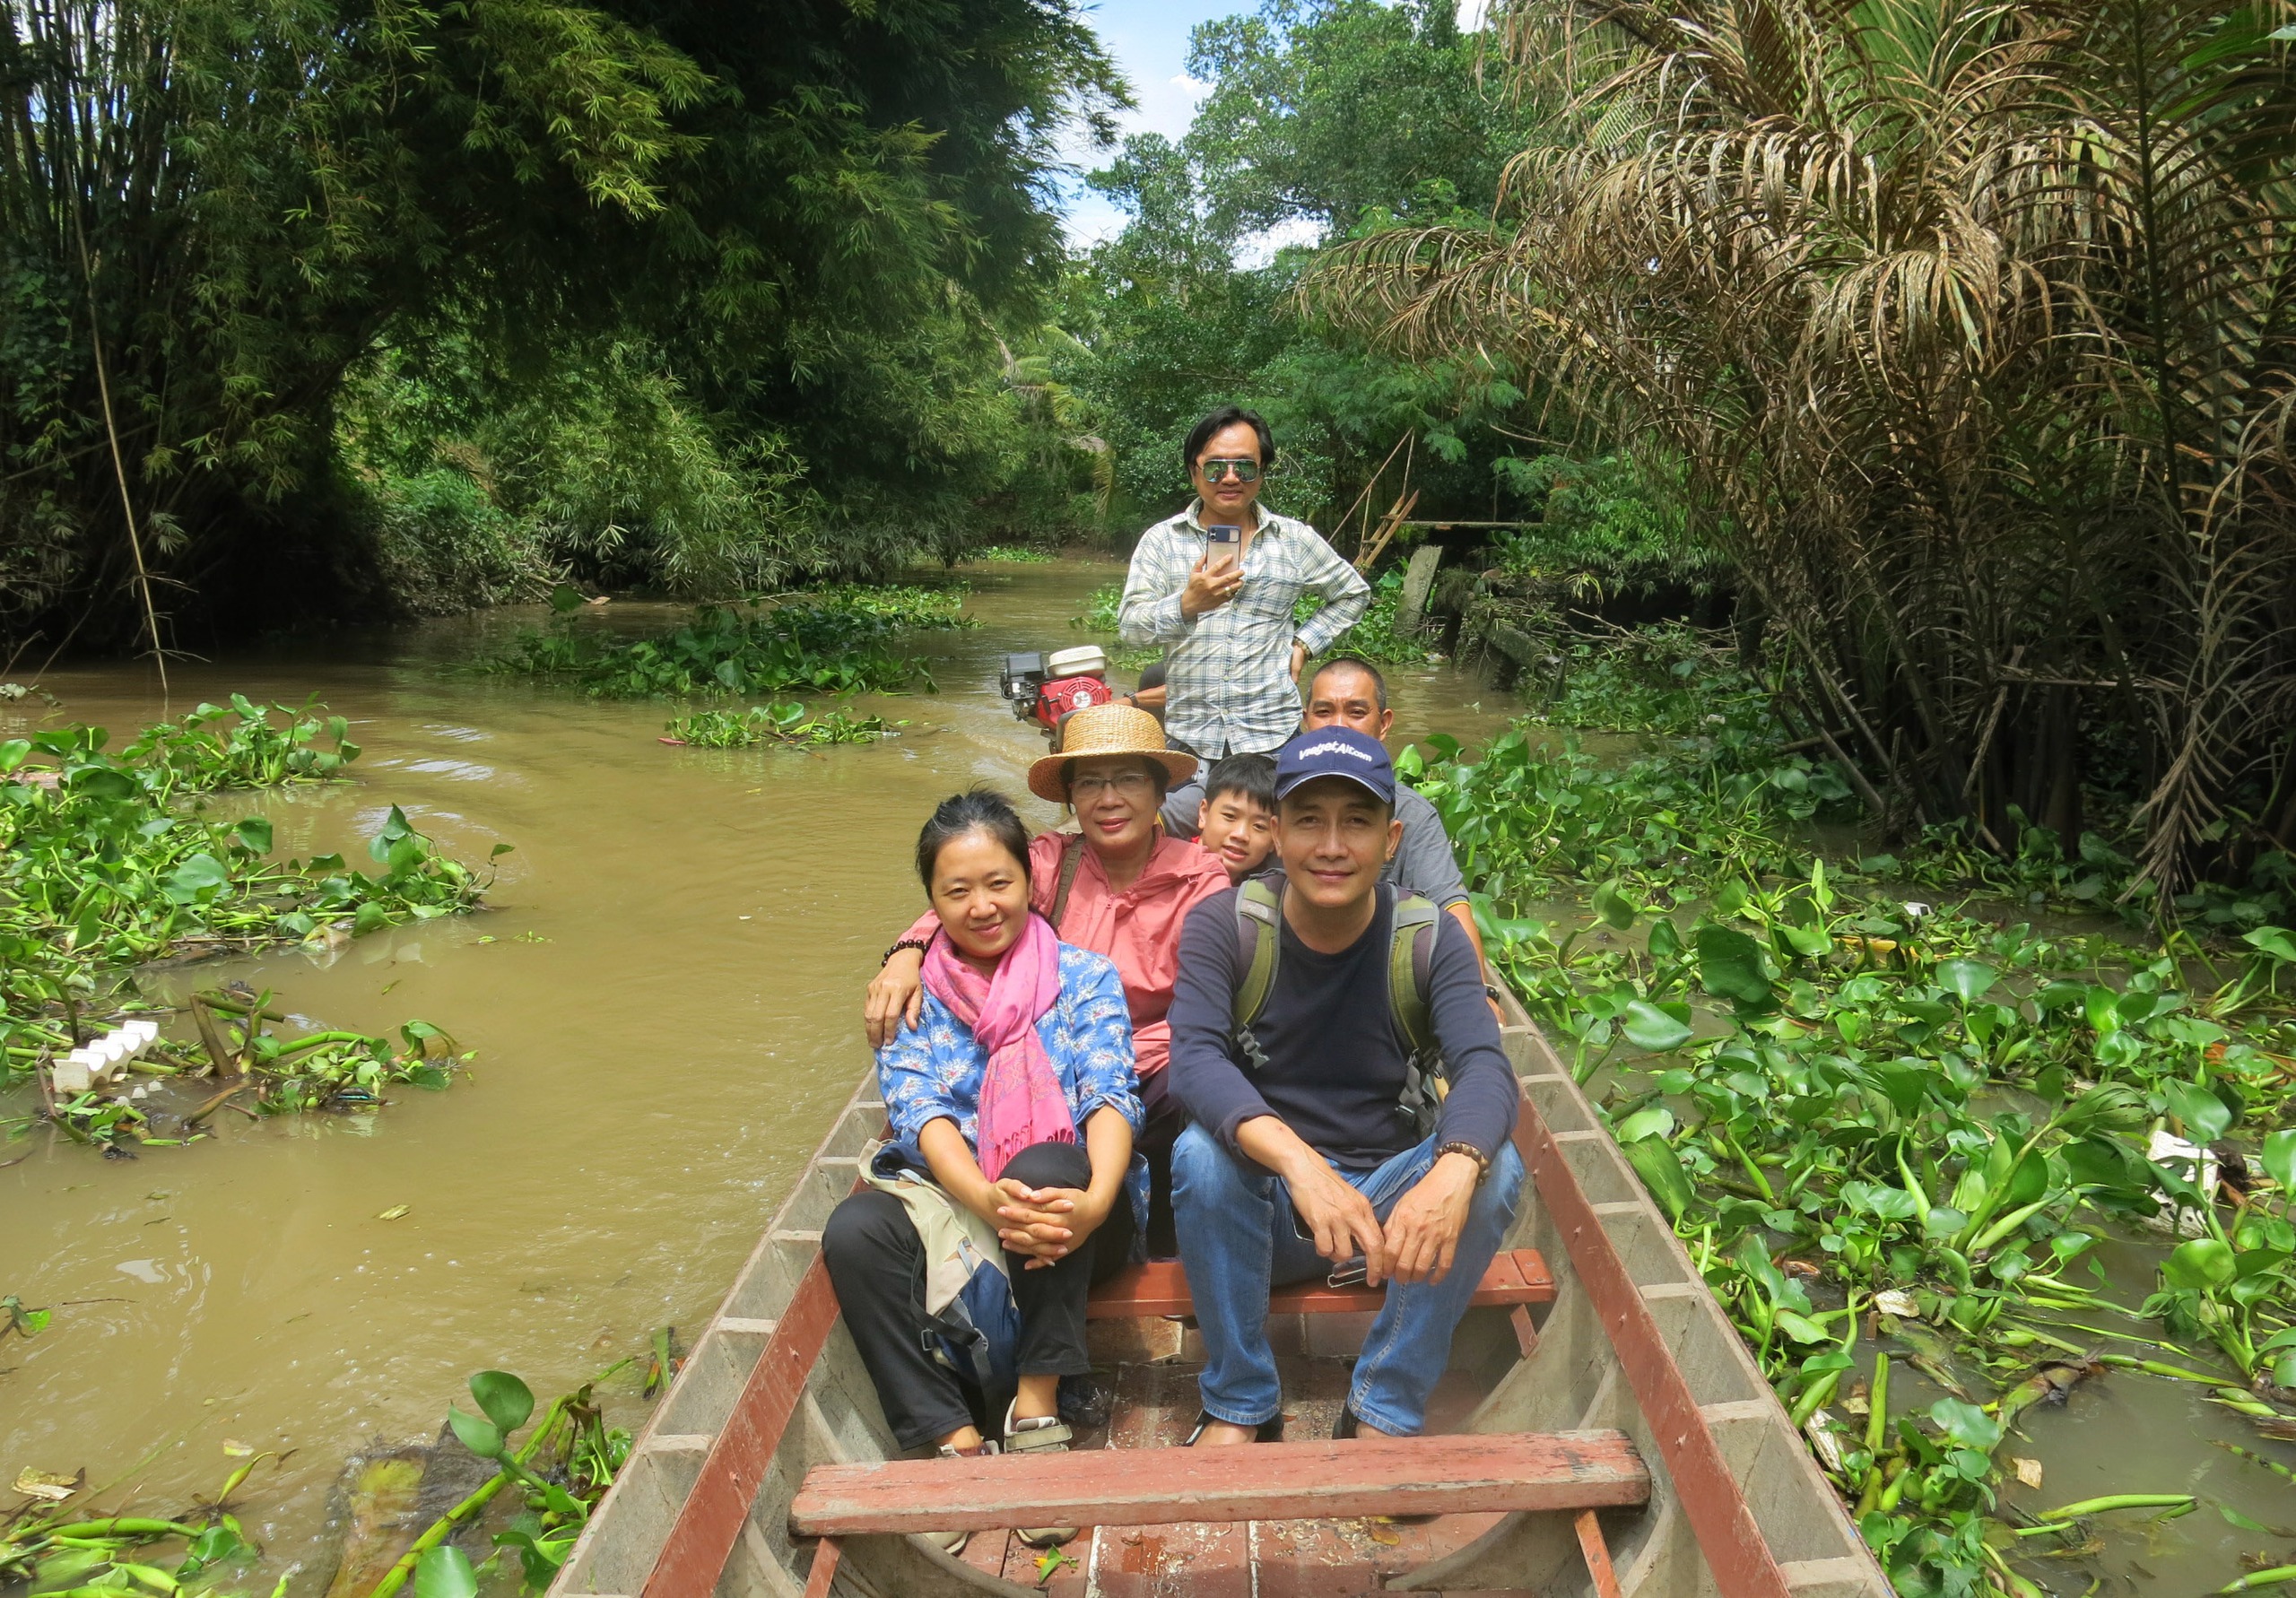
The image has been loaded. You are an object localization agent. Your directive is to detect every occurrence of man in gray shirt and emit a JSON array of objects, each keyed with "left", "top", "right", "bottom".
[{"left": 1160, "top": 655, "right": 1489, "bottom": 974}]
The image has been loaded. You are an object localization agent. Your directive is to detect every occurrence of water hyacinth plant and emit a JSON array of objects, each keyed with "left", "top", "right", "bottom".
[
  {"left": 659, "top": 703, "right": 895, "bottom": 749},
  {"left": 2, "top": 700, "right": 498, "bottom": 1151},
  {"left": 0, "top": 1458, "right": 274, "bottom": 1595},
  {"left": 487, "top": 585, "right": 969, "bottom": 700},
  {"left": 1411, "top": 637, "right": 2296, "bottom": 1597},
  {"left": 371, "top": 1368, "right": 633, "bottom": 1598},
  {"left": 118, "top": 694, "right": 363, "bottom": 798}
]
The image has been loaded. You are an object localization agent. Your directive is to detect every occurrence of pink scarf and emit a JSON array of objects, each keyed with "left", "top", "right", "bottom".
[{"left": 922, "top": 912, "right": 1074, "bottom": 1182}]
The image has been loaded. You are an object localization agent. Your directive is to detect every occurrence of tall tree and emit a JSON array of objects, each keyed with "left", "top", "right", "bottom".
[
  {"left": 0, "top": 0, "right": 1120, "bottom": 651},
  {"left": 1318, "top": 0, "right": 2296, "bottom": 895},
  {"left": 1065, "top": 0, "right": 1539, "bottom": 533}
]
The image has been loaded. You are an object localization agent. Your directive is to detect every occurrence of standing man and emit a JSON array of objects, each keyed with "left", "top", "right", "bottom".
[
  {"left": 1120, "top": 406, "right": 1370, "bottom": 765},
  {"left": 1166, "top": 729, "right": 1523, "bottom": 1446}
]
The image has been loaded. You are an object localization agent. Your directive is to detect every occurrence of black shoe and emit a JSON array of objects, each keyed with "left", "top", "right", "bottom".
[
  {"left": 1185, "top": 1410, "right": 1285, "bottom": 1446},
  {"left": 1057, "top": 1373, "right": 1112, "bottom": 1432}
]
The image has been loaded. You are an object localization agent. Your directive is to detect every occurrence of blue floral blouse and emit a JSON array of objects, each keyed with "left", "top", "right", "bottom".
[{"left": 875, "top": 942, "right": 1150, "bottom": 1229}]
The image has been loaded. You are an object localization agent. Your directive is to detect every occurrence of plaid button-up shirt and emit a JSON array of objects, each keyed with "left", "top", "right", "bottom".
[{"left": 1118, "top": 501, "right": 1370, "bottom": 756}]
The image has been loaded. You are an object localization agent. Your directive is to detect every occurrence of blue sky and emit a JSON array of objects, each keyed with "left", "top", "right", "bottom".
[
  {"left": 1053, "top": 0, "right": 1238, "bottom": 248},
  {"left": 1053, "top": 1, "right": 1486, "bottom": 253}
]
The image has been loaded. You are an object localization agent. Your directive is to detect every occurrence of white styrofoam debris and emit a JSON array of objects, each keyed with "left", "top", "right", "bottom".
[
  {"left": 2144, "top": 1129, "right": 2220, "bottom": 1238},
  {"left": 1874, "top": 1288, "right": 1919, "bottom": 1317}
]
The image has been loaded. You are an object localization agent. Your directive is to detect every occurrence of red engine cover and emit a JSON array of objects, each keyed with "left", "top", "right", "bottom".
[{"left": 1034, "top": 673, "right": 1113, "bottom": 729}]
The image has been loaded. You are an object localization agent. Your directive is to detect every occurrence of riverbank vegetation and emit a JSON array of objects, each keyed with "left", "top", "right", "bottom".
[
  {"left": 659, "top": 704, "right": 897, "bottom": 750},
  {"left": 1314, "top": 0, "right": 2296, "bottom": 901},
  {"left": 0, "top": 0, "right": 1124, "bottom": 654},
  {"left": 1412, "top": 631, "right": 2296, "bottom": 1595},
  {"left": 1, "top": 698, "right": 493, "bottom": 1151},
  {"left": 484, "top": 584, "right": 969, "bottom": 700}
]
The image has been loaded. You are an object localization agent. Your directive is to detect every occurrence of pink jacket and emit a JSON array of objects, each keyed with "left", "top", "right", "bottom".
[{"left": 902, "top": 832, "right": 1230, "bottom": 1077}]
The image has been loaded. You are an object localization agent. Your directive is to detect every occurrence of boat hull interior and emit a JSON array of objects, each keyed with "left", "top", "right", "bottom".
[{"left": 552, "top": 1015, "right": 1891, "bottom": 1598}]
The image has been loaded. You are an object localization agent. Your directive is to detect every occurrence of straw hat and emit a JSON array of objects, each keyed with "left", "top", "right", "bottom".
[{"left": 1026, "top": 703, "right": 1198, "bottom": 803}]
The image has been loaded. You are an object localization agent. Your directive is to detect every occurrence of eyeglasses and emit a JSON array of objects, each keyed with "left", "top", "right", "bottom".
[
  {"left": 1069, "top": 769, "right": 1156, "bottom": 800},
  {"left": 1198, "top": 457, "right": 1261, "bottom": 483}
]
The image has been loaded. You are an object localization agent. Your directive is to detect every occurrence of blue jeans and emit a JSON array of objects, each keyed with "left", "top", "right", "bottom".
[{"left": 1170, "top": 1123, "right": 1526, "bottom": 1436}]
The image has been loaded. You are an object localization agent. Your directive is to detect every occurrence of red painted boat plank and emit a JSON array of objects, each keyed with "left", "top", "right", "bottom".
[
  {"left": 956, "top": 1525, "right": 1013, "bottom": 1582},
  {"left": 1515, "top": 1106, "right": 1794, "bottom": 1598},
  {"left": 798, "top": 1536, "right": 839, "bottom": 1598},
  {"left": 644, "top": 1256, "right": 842, "bottom": 1598},
  {"left": 1085, "top": 1248, "right": 1554, "bottom": 1320},
  {"left": 790, "top": 1430, "right": 1648, "bottom": 1537},
  {"left": 1577, "top": 1509, "right": 1624, "bottom": 1598},
  {"left": 1090, "top": 1370, "right": 1251, "bottom": 1598}
]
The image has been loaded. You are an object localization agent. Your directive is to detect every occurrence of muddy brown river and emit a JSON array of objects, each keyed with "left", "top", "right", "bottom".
[{"left": 2, "top": 559, "right": 2283, "bottom": 1596}]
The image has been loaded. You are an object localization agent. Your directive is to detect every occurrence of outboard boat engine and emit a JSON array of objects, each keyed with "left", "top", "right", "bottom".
[{"left": 1000, "top": 646, "right": 1114, "bottom": 743}]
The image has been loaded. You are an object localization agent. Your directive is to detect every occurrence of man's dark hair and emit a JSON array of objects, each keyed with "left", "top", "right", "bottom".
[
  {"left": 917, "top": 787, "right": 1031, "bottom": 890},
  {"left": 1311, "top": 655, "right": 1389, "bottom": 714},
  {"left": 1203, "top": 751, "right": 1276, "bottom": 813},
  {"left": 1183, "top": 406, "right": 1277, "bottom": 474}
]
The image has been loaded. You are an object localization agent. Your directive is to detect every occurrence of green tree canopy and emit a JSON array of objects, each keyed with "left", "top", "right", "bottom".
[{"left": 0, "top": 0, "right": 1123, "bottom": 649}]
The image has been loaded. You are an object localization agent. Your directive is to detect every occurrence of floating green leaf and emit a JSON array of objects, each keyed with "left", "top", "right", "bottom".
[
  {"left": 414, "top": 1545, "right": 479, "bottom": 1598},
  {"left": 1621, "top": 1000, "right": 1694, "bottom": 1052},
  {"left": 2163, "top": 1080, "right": 2231, "bottom": 1143},
  {"left": 447, "top": 1406, "right": 504, "bottom": 1460},
  {"left": 1591, "top": 878, "right": 1639, "bottom": 931},
  {"left": 1622, "top": 1136, "right": 1696, "bottom": 1223},
  {"left": 470, "top": 1369, "right": 535, "bottom": 1434},
  {"left": 1935, "top": 960, "right": 1998, "bottom": 1003},
  {"left": 2162, "top": 1238, "right": 2236, "bottom": 1290},
  {"left": 1696, "top": 925, "right": 1772, "bottom": 1004}
]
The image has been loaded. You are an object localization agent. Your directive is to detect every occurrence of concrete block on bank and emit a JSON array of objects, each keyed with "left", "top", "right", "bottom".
[{"left": 1397, "top": 544, "right": 1445, "bottom": 635}]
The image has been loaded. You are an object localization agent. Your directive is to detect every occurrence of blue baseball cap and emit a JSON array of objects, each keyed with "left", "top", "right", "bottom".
[{"left": 1274, "top": 727, "right": 1396, "bottom": 805}]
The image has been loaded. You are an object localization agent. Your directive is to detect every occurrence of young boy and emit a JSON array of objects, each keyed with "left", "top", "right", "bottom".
[{"left": 1195, "top": 752, "right": 1277, "bottom": 882}]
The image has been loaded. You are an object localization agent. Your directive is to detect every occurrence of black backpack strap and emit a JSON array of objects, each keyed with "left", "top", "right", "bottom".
[
  {"left": 1049, "top": 834, "right": 1085, "bottom": 932},
  {"left": 1389, "top": 894, "right": 1445, "bottom": 1136},
  {"left": 1231, "top": 877, "right": 1282, "bottom": 1072}
]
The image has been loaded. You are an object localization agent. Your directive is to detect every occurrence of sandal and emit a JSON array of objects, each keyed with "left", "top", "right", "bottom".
[
  {"left": 926, "top": 1439, "right": 997, "bottom": 1554},
  {"left": 1002, "top": 1400, "right": 1079, "bottom": 1548},
  {"left": 1184, "top": 1410, "right": 1285, "bottom": 1446}
]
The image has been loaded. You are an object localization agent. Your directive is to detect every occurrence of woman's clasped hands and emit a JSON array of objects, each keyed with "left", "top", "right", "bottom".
[{"left": 987, "top": 1177, "right": 1107, "bottom": 1270}]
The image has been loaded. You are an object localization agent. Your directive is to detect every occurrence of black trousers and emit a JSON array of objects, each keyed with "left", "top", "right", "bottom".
[
  {"left": 822, "top": 1140, "right": 1135, "bottom": 1452},
  {"left": 1138, "top": 1068, "right": 1183, "bottom": 1259}
]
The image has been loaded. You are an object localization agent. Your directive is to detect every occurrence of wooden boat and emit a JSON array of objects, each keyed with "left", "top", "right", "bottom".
[{"left": 552, "top": 996, "right": 1892, "bottom": 1598}]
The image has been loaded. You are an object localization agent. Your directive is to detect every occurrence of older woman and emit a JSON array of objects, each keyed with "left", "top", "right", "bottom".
[
  {"left": 826, "top": 788, "right": 1144, "bottom": 1550},
  {"left": 866, "top": 703, "right": 1229, "bottom": 1248}
]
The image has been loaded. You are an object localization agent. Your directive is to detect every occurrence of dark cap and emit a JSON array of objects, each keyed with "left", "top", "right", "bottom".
[{"left": 1274, "top": 727, "right": 1395, "bottom": 806}]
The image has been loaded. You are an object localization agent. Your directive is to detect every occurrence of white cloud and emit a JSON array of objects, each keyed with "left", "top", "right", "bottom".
[
  {"left": 1234, "top": 214, "right": 1326, "bottom": 268},
  {"left": 1051, "top": 0, "right": 1231, "bottom": 248}
]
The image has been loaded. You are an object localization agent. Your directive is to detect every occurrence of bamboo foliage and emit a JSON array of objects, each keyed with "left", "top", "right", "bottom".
[
  {"left": 1313, "top": 0, "right": 2296, "bottom": 896},
  {"left": 0, "top": 0, "right": 702, "bottom": 646}
]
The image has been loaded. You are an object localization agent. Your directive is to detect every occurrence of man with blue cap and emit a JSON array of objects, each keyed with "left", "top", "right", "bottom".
[{"left": 1163, "top": 726, "right": 1525, "bottom": 1447}]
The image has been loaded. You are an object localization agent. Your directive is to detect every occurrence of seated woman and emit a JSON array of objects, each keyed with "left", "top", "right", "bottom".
[
  {"left": 825, "top": 788, "right": 1144, "bottom": 1550},
  {"left": 865, "top": 702, "right": 1228, "bottom": 1250}
]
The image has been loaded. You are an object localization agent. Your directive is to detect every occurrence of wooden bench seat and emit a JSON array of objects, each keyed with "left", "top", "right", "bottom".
[
  {"left": 1084, "top": 1247, "right": 1554, "bottom": 1320},
  {"left": 790, "top": 1429, "right": 1647, "bottom": 1538}
]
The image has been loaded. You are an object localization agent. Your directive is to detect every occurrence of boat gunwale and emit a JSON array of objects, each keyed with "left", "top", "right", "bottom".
[{"left": 552, "top": 1011, "right": 1890, "bottom": 1598}]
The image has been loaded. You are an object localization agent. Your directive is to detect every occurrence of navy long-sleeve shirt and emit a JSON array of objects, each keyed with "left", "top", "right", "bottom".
[{"left": 1167, "top": 881, "right": 1519, "bottom": 1169}]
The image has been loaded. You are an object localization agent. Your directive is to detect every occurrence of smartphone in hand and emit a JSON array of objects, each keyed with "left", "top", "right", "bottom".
[{"left": 1205, "top": 524, "right": 1242, "bottom": 568}]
